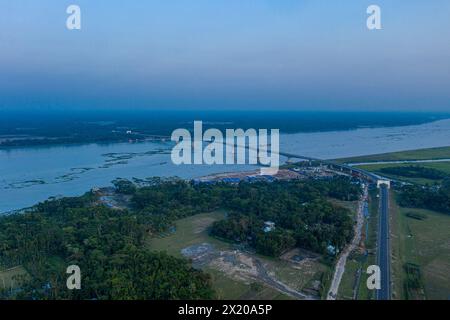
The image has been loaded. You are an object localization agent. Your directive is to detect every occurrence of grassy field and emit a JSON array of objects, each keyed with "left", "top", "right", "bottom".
[
  {"left": 147, "top": 211, "right": 327, "bottom": 300},
  {"left": 271, "top": 255, "right": 328, "bottom": 295},
  {"left": 335, "top": 146, "right": 450, "bottom": 164},
  {"left": 147, "top": 211, "right": 291, "bottom": 299},
  {"left": 355, "top": 162, "right": 450, "bottom": 185},
  {"left": 337, "top": 258, "right": 360, "bottom": 300},
  {"left": 0, "top": 266, "right": 28, "bottom": 291},
  {"left": 329, "top": 199, "right": 359, "bottom": 215},
  {"left": 147, "top": 211, "right": 230, "bottom": 257},
  {"left": 207, "top": 268, "right": 290, "bottom": 300},
  {"left": 147, "top": 211, "right": 272, "bottom": 300},
  {"left": 391, "top": 194, "right": 450, "bottom": 300}
]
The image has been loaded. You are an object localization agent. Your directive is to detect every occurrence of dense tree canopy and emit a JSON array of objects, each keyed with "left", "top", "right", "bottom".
[
  {"left": 0, "top": 194, "right": 214, "bottom": 300},
  {"left": 210, "top": 180, "right": 357, "bottom": 256},
  {"left": 380, "top": 166, "right": 447, "bottom": 180},
  {"left": 398, "top": 178, "right": 450, "bottom": 214},
  {"left": 0, "top": 175, "right": 360, "bottom": 299}
]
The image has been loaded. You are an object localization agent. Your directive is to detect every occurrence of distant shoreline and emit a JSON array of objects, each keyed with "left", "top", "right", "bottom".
[
  {"left": 2, "top": 117, "right": 450, "bottom": 214},
  {"left": 1, "top": 110, "right": 448, "bottom": 150}
]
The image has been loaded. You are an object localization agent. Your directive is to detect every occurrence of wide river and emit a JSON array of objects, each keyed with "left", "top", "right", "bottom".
[{"left": 1, "top": 119, "right": 450, "bottom": 214}]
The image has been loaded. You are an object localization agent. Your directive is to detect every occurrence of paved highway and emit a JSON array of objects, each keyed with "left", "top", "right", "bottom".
[{"left": 376, "top": 185, "right": 391, "bottom": 300}]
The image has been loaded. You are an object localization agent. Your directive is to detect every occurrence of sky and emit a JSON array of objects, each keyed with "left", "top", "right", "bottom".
[{"left": 1, "top": 0, "right": 450, "bottom": 111}]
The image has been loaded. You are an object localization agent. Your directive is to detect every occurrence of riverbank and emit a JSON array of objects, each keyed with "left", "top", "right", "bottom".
[{"left": 2, "top": 119, "right": 450, "bottom": 214}]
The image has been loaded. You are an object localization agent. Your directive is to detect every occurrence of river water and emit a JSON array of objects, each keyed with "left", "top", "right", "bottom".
[{"left": 1, "top": 119, "right": 450, "bottom": 214}]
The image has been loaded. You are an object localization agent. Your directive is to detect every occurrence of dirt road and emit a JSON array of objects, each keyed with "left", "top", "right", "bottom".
[
  {"left": 327, "top": 184, "right": 368, "bottom": 300},
  {"left": 253, "top": 259, "right": 316, "bottom": 300}
]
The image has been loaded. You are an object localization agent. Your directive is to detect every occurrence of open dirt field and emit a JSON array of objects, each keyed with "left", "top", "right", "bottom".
[{"left": 147, "top": 212, "right": 328, "bottom": 300}]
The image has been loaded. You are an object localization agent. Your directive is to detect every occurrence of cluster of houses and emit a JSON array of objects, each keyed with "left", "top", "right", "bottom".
[
  {"left": 290, "top": 166, "right": 335, "bottom": 180},
  {"left": 193, "top": 174, "right": 276, "bottom": 185},
  {"left": 193, "top": 164, "right": 344, "bottom": 186},
  {"left": 263, "top": 221, "right": 276, "bottom": 233}
]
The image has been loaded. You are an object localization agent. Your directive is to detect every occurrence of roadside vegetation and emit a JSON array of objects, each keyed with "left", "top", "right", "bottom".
[
  {"left": 379, "top": 166, "right": 446, "bottom": 181},
  {"left": 355, "top": 162, "right": 450, "bottom": 185}
]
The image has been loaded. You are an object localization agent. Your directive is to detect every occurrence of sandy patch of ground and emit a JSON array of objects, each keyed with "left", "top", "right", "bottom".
[{"left": 181, "top": 243, "right": 316, "bottom": 299}]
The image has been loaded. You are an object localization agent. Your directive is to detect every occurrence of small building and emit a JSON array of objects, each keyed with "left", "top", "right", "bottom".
[
  {"left": 221, "top": 177, "right": 241, "bottom": 184},
  {"left": 192, "top": 179, "right": 215, "bottom": 185},
  {"left": 261, "top": 175, "right": 276, "bottom": 182},
  {"left": 246, "top": 176, "right": 258, "bottom": 183},
  {"left": 91, "top": 187, "right": 100, "bottom": 193},
  {"left": 263, "top": 221, "right": 276, "bottom": 233},
  {"left": 327, "top": 245, "right": 337, "bottom": 256}
]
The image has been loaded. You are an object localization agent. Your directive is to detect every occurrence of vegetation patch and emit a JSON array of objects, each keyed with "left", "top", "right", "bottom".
[
  {"left": 0, "top": 266, "right": 28, "bottom": 293},
  {"left": 0, "top": 176, "right": 359, "bottom": 300},
  {"left": 0, "top": 193, "right": 215, "bottom": 300},
  {"left": 403, "top": 263, "right": 426, "bottom": 300},
  {"left": 379, "top": 166, "right": 447, "bottom": 180},
  {"left": 209, "top": 178, "right": 360, "bottom": 257},
  {"left": 405, "top": 212, "right": 427, "bottom": 221},
  {"left": 398, "top": 179, "right": 450, "bottom": 215},
  {"left": 355, "top": 162, "right": 450, "bottom": 185}
]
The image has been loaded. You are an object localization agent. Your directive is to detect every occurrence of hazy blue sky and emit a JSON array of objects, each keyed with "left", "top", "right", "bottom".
[{"left": 1, "top": 0, "right": 450, "bottom": 111}]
